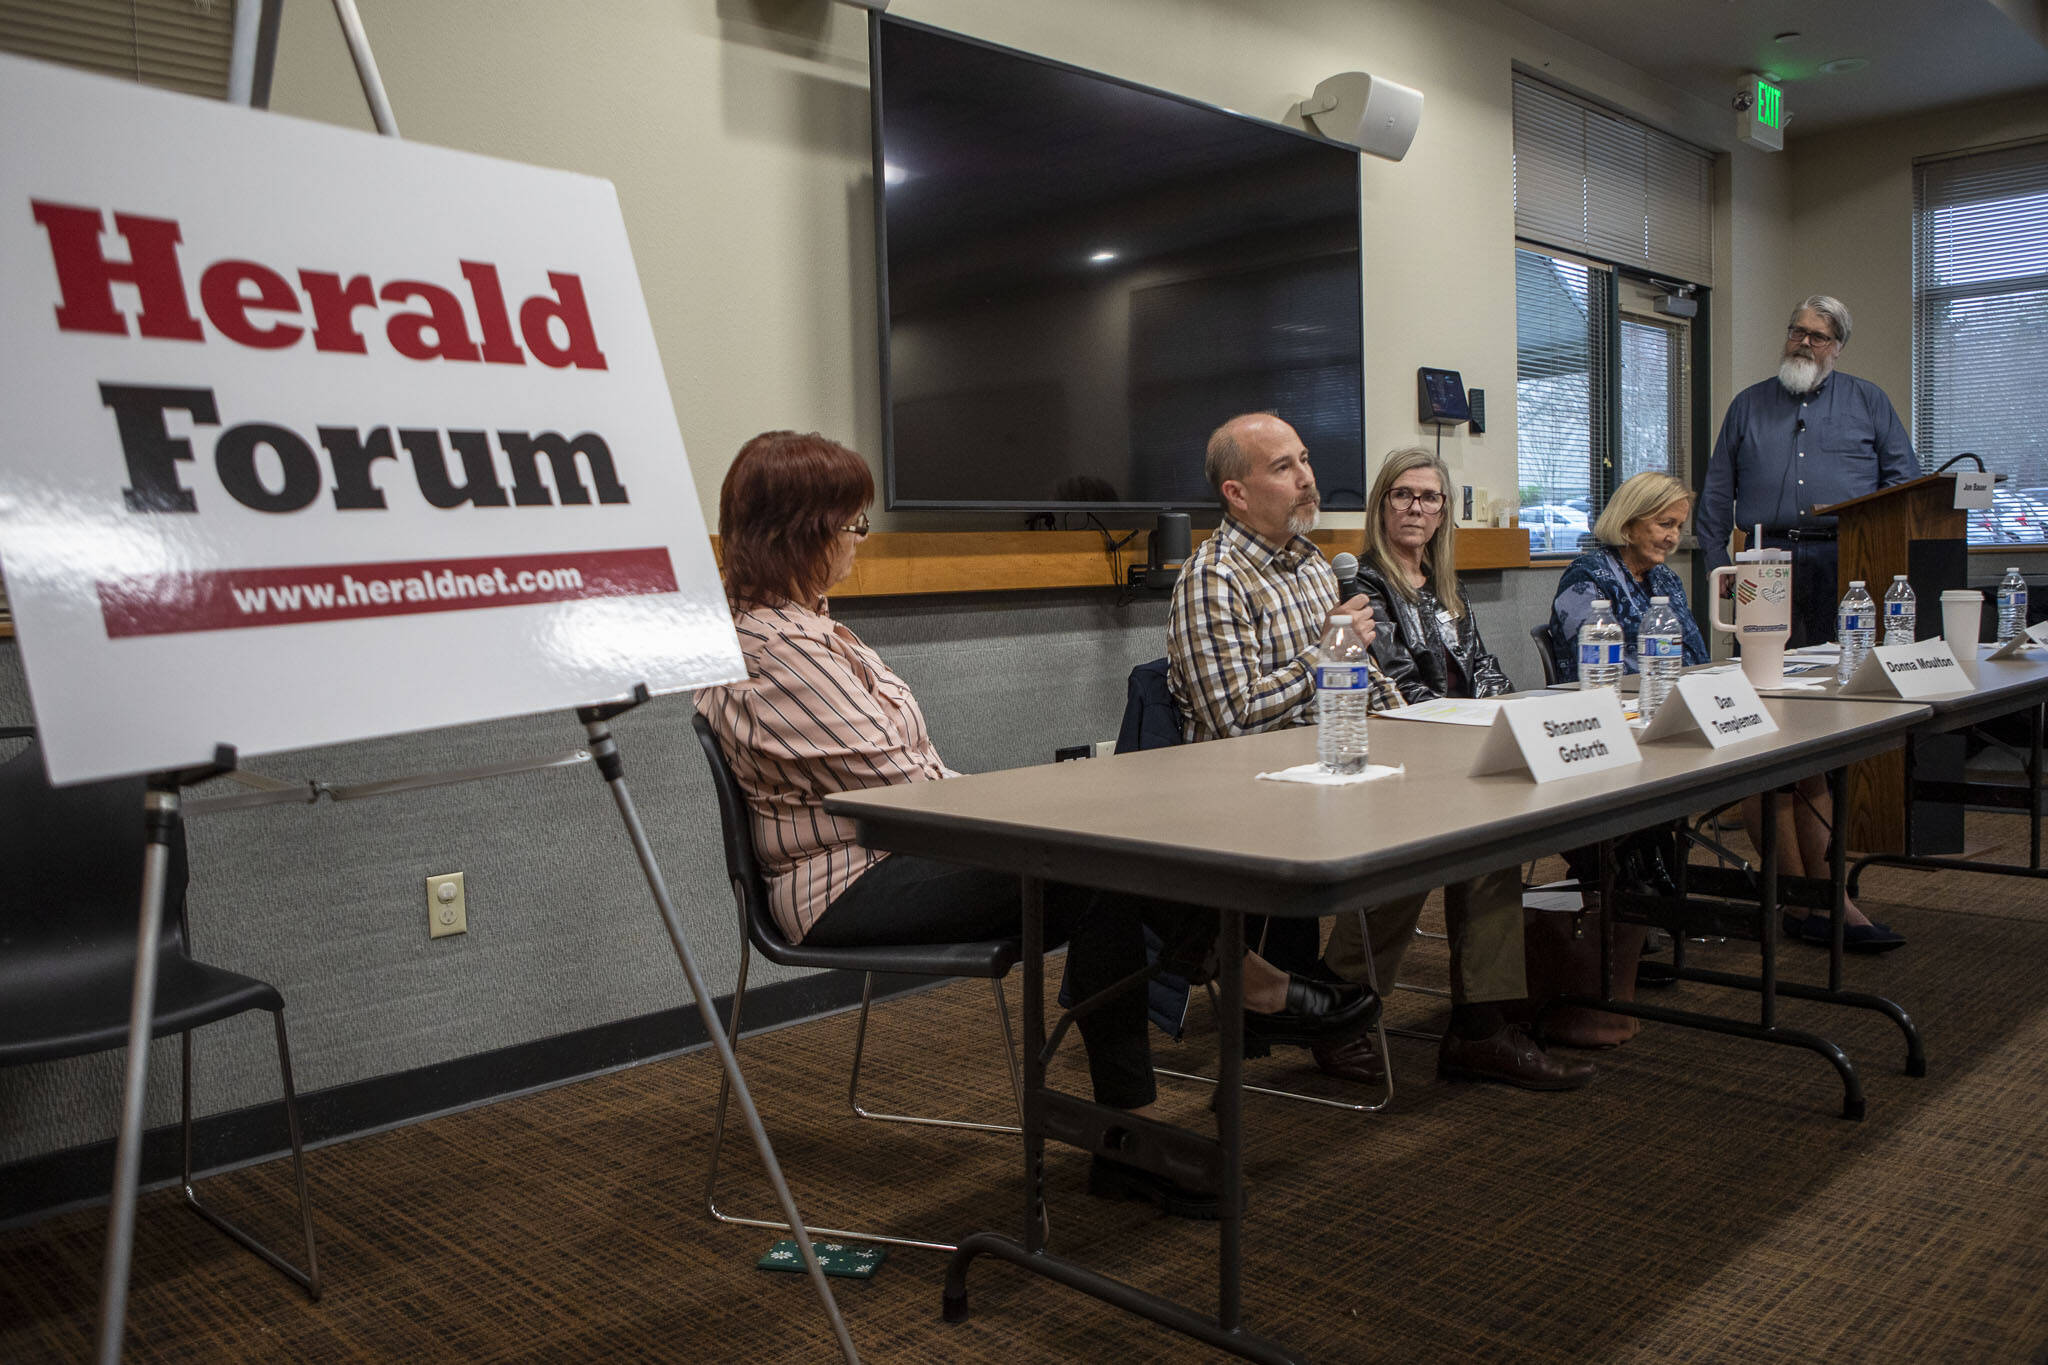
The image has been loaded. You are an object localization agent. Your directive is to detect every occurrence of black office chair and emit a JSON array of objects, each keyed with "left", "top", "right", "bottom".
[
  {"left": 1530, "top": 622, "right": 1563, "bottom": 688},
  {"left": 1113, "top": 659, "right": 1394, "bottom": 1113},
  {"left": 692, "top": 713, "right": 1032, "bottom": 1253},
  {"left": 0, "top": 738, "right": 319, "bottom": 1297}
]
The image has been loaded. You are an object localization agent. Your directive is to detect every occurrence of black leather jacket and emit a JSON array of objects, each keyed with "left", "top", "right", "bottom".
[{"left": 1359, "top": 563, "right": 1512, "bottom": 703}]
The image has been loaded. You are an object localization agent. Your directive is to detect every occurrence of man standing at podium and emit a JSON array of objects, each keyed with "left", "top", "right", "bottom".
[{"left": 1699, "top": 294, "right": 1919, "bottom": 645}]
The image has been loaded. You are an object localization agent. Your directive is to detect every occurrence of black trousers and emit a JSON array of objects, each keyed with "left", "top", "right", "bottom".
[{"left": 809, "top": 854, "right": 1216, "bottom": 1110}]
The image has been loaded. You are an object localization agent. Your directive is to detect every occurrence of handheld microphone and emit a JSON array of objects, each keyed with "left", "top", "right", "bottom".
[{"left": 1330, "top": 551, "right": 1359, "bottom": 601}]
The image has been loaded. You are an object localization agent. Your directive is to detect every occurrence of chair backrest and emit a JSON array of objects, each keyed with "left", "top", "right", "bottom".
[
  {"left": 1115, "top": 657, "right": 1184, "bottom": 753},
  {"left": 1528, "top": 622, "right": 1563, "bottom": 689},
  {"left": 0, "top": 738, "right": 192, "bottom": 986},
  {"left": 689, "top": 712, "right": 795, "bottom": 957}
]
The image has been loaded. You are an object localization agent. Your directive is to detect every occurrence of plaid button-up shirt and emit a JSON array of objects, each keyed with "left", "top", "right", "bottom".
[{"left": 1166, "top": 516, "right": 1400, "bottom": 743}]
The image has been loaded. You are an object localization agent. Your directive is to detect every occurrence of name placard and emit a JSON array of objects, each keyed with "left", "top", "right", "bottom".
[
  {"left": 2027, "top": 620, "right": 2048, "bottom": 647},
  {"left": 1470, "top": 688, "right": 1640, "bottom": 783},
  {"left": 1988, "top": 631, "right": 2031, "bottom": 661},
  {"left": 1639, "top": 671, "right": 1778, "bottom": 748},
  {"left": 1954, "top": 472, "right": 1995, "bottom": 509},
  {"left": 1841, "top": 641, "right": 1975, "bottom": 698}
]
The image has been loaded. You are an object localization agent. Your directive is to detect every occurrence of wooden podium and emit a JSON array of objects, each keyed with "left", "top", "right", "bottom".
[{"left": 1815, "top": 474, "right": 1969, "bottom": 853}]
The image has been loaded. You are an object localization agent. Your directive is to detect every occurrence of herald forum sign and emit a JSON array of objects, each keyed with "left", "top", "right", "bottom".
[{"left": 0, "top": 54, "right": 743, "bottom": 783}]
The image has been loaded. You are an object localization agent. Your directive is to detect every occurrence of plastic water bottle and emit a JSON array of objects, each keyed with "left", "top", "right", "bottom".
[
  {"left": 1836, "top": 580, "right": 1876, "bottom": 684},
  {"left": 1316, "top": 614, "right": 1371, "bottom": 775},
  {"left": 1882, "top": 574, "right": 1917, "bottom": 647},
  {"left": 1637, "top": 596, "right": 1685, "bottom": 720},
  {"left": 1998, "top": 566, "right": 2029, "bottom": 641},
  {"left": 1578, "top": 599, "right": 1624, "bottom": 691}
]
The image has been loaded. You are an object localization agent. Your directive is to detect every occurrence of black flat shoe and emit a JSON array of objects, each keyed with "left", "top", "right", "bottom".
[
  {"left": 1242, "top": 975, "right": 1380, "bottom": 1048},
  {"left": 1844, "top": 919, "right": 1906, "bottom": 953},
  {"left": 1087, "top": 1155, "right": 1231, "bottom": 1220}
]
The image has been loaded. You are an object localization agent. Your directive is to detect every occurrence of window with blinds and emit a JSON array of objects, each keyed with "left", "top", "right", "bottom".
[
  {"left": 1515, "top": 248, "right": 1610, "bottom": 555},
  {"left": 1513, "top": 76, "right": 1713, "bottom": 287},
  {"left": 1914, "top": 140, "right": 2048, "bottom": 546},
  {"left": 0, "top": 0, "right": 234, "bottom": 99}
]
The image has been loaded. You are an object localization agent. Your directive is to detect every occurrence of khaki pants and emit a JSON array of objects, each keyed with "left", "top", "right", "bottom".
[{"left": 1322, "top": 864, "right": 1526, "bottom": 1004}]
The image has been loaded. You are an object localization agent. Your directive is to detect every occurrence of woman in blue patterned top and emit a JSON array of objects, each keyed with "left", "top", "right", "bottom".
[
  {"left": 1549, "top": 472, "right": 1708, "bottom": 682},
  {"left": 1549, "top": 471, "right": 1903, "bottom": 953}
]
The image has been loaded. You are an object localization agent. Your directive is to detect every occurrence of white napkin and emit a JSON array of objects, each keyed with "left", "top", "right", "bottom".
[{"left": 1257, "top": 761, "right": 1405, "bottom": 786}]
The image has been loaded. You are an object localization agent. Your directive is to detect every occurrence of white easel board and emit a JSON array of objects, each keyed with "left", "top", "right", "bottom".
[{"left": 0, "top": 55, "right": 742, "bottom": 783}]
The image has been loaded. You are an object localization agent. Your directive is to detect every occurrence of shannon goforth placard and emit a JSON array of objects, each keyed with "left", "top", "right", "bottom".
[{"left": 0, "top": 55, "right": 741, "bottom": 782}]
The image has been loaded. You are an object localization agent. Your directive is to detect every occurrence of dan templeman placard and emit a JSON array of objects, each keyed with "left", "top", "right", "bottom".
[{"left": 0, "top": 54, "right": 740, "bottom": 782}]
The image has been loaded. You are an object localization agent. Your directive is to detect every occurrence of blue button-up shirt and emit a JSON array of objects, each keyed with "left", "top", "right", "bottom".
[{"left": 1698, "top": 370, "right": 1919, "bottom": 572}]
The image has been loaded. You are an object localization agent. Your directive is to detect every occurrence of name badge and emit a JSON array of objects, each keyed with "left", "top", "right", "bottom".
[
  {"left": 1639, "top": 671, "right": 1778, "bottom": 748},
  {"left": 1954, "top": 472, "right": 1995, "bottom": 509},
  {"left": 1841, "top": 640, "right": 1975, "bottom": 698},
  {"left": 1470, "top": 689, "right": 1640, "bottom": 783}
]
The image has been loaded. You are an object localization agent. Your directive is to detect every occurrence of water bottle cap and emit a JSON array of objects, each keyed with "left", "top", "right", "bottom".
[
  {"left": 1329, "top": 614, "right": 1351, "bottom": 625},
  {"left": 2007, "top": 566, "right": 2021, "bottom": 575},
  {"left": 1849, "top": 580, "right": 1865, "bottom": 588},
  {"left": 1591, "top": 599, "right": 1611, "bottom": 609},
  {"left": 1893, "top": 574, "right": 1908, "bottom": 581},
  {"left": 1650, "top": 595, "right": 1669, "bottom": 604}
]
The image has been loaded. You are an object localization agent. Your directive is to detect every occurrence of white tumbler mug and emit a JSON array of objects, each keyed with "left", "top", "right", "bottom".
[{"left": 1709, "top": 548, "right": 1794, "bottom": 689}]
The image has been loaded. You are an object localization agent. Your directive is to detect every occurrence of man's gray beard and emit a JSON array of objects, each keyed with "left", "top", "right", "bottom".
[
  {"left": 1779, "top": 355, "right": 1825, "bottom": 394},
  {"left": 1287, "top": 505, "right": 1320, "bottom": 536}
]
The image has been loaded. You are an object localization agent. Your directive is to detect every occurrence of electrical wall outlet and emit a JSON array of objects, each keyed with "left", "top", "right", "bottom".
[
  {"left": 1092, "top": 739, "right": 1118, "bottom": 758},
  {"left": 427, "top": 872, "right": 466, "bottom": 938}
]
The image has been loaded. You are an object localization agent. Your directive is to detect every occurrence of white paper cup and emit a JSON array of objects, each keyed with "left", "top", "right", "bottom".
[{"left": 1942, "top": 589, "right": 1984, "bottom": 682}]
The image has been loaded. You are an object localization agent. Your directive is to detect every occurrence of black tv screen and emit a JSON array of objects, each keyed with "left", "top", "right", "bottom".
[{"left": 871, "top": 16, "right": 1366, "bottom": 512}]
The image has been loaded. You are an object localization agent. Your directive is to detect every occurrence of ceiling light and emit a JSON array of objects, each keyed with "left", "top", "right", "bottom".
[
  {"left": 1088, "top": 249, "right": 1118, "bottom": 264},
  {"left": 1819, "top": 58, "right": 1870, "bottom": 75},
  {"left": 1773, "top": 31, "right": 1802, "bottom": 43},
  {"left": 882, "top": 162, "right": 909, "bottom": 186}
]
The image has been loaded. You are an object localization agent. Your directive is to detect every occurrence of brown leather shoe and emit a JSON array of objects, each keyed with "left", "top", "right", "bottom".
[
  {"left": 1437, "top": 1025, "right": 1594, "bottom": 1092},
  {"left": 1311, "top": 1032, "right": 1386, "bottom": 1085}
]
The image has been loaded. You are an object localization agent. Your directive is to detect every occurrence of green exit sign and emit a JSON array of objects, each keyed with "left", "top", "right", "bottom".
[{"left": 1756, "top": 79, "right": 1784, "bottom": 129}]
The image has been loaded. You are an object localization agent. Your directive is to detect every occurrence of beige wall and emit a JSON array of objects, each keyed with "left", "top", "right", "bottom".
[
  {"left": 1781, "top": 90, "right": 2048, "bottom": 428},
  {"left": 267, "top": 0, "right": 1797, "bottom": 529}
]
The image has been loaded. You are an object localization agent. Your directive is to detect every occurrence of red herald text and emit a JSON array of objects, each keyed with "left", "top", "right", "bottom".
[{"left": 31, "top": 201, "right": 608, "bottom": 370}]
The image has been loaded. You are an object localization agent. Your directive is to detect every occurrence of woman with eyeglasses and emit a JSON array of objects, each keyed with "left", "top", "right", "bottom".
[
  {"left": 696, "top": 430, "right": 1376, "bottom": 1217},
  {"left": 1316, "top": 447, "right": 1596, "bottom": 1092},
  {"left": 1357, "top": 446, "right": 1511, "bottom": 703}
]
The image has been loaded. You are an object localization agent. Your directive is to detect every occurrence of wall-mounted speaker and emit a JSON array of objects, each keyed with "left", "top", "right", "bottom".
[{"left": 1301, "top": 72, "right": 1423, "bottom": 161}]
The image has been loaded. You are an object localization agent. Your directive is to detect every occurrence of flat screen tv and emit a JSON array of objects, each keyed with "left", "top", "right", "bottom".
[{"left": 871, "top": 15, "right": 1366, "bottom": 512}]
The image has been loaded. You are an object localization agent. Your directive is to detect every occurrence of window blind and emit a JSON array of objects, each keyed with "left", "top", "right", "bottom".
[
  {"left": 1513, "top": 76, "right": 1712, "bottom": 286},
  {"left": 1515, "top": 247, "right": 1612, "bottom": 548},
  {"left": 0, "top": 0, "right": 234, "bottom": 99},
  {"left": 1913, "top": 140, "right": 2048, "bottom": 500}
]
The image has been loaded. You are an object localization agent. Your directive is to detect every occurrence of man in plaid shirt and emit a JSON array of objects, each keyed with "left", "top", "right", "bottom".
[{"left": 1167, "top": 413, "right": 1593, "bottom": 1092}]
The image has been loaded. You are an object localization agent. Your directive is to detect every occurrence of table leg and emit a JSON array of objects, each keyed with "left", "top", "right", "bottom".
[
  {"left": 1759, "top": 787, "right": 1778, "bottom": 1033},
  {"left": 1021, "top": 875, "right": 1046, "bottom": 1254},
  {"left": 941, "top": 899, "right": 1305, "bottom": 1364},
  {"left": 1216, "top": 910, "right": 1244, "bottom": 1334}
]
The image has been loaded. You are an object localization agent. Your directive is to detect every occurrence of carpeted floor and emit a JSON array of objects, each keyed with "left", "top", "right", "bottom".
[{"left": 4, "top": 821, "right": 2048, "bottom": 1362}]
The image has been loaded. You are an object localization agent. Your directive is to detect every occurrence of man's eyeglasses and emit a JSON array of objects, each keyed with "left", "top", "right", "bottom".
[
  {"left": 840, "top": 512, "right": 871, "bottom": 539},
  {"left": 1387, "top": 488, "right": 1446, "bottom": 512},
  {"left": 1786, "top": 325, "right": 1838, "bottom": 347}
]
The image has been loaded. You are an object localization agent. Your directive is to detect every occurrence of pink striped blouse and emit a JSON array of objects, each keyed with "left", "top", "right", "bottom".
[{"left": 695, "top": 600, "right": 955, "bottom": 943}]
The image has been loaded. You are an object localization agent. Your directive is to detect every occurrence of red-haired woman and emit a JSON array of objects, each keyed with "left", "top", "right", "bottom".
[{"left": 696, "top": 431, "right": 1376, "bottom": 1217}]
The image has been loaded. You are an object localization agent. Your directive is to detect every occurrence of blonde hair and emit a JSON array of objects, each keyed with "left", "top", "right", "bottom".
[
  {"left": 1361, "top": 447, "right": 1463, "bottom": 617},
  {"left": 1593, "top": 471, "right": 1694, "bottom": 548}
]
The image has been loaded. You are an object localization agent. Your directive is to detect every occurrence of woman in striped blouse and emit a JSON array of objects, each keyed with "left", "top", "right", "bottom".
[{"left": 695, "top": 431, "right": 1376, "bottom": 1217}]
